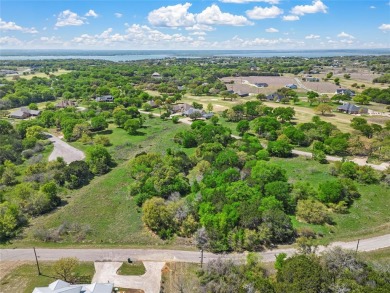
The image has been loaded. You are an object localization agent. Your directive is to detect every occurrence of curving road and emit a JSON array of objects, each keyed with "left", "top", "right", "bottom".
[
  {"left": 47, "top": 134, "right": 85, "bottom": 164},
  {"left": 1, "top": 234, "right": 389, "bottom": 264}
]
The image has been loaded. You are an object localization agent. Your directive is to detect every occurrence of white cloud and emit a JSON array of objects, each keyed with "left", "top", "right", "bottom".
[
  {"left": 337, "top": 31, "right": 355, "bottom": 39},
  {"left": 219, "top": 0, "right": 279, "bottom": 3},
  {"left": 379, "top": 24, "right": 390, "bottom": 31},
  {"left": 291, "top": 0, "right": 328, "bottom": 16},
  {"left": 148, "top": 3, "right": 196, "bottom": 27},
  {"left": 40, "top": 36, "right": 63, "bottom": 44},
  {"left": 0, "top": 18, "right": 38, "bottom": 33},
  {"left": 185, "top": 24, "right": 215, "bottom": 31},
  {"left": 265, "top": 27, "right": 279, "bottom": 33},
  {"left": 305, "top": 34, "right": 320, "bottom": 39},
  {"left": 148, "top": 3, "right": 251, "bottom": 28},
  {"left": 0, "top": 36, "right": 23, "bottom": 46},
  {"left": 85, "top": 10, "right": 98, "bottom": 18},
  {"left": 370, "top": 6, "right": 376, "bottom": 9},
  {"left": 246, "top": 6, "right": 283, "bottom": 20},
  {"left": 115, "top": 13, "right": 123, "bottom": 18},
  {"left": 190, "top": 31, "right": 207, "bottom": 36},
  {"left": 283, "top": 15, "right": 299, "bottom": 21},
  {"left": 197, "top": 4, "right": 253, "bottom": 26},
  {"left": 56, "top": 10, "right": 85, "bottom": 27}
]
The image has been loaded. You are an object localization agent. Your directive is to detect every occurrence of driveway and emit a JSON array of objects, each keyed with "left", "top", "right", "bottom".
[
  {"left": 92, "top": 261, "right": 165, "bottom": 293},
  {"left": 47, "top": 134, "right": 85, "bottom": 164}
]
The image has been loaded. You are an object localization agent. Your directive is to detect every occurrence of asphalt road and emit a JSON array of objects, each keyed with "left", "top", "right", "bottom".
[{"left": 1, "top": 234, "right": 389, "bottom": 264}]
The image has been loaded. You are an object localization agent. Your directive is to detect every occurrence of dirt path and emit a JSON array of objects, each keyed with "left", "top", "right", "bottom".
[
  {"left": 92, "top": 261, "right": 165, "bottom": 293},
  {"left": 47, "top": 134, "right": 85, "bottom": 164}
]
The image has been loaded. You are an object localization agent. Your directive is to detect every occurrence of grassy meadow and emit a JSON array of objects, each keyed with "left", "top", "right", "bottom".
[
  {"left": 0, "top": 262, "right": 94, "bottom": 293},
  {"left": 271, "top": 157, "right": 390, "bottom": 244}
]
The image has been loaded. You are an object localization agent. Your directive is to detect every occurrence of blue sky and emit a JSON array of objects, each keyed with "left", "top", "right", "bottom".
[{"left": 1, "top": 0, "right": 389, "bottom": 50}]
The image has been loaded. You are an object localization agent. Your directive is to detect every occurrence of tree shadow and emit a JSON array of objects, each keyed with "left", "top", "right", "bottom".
[{"left": 95, "top": 129, "right": 113, "bottom": 135}]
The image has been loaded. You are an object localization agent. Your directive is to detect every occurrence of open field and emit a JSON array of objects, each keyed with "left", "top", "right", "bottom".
[
  {"left": 221, "top": 75, "right": 298, "bottom": 95},
  {"left": 5, "top": 69, "right": 71, "bottom": 81},
  {"left": 0, "top": 261, "right": 94, "bottom": 293},
  {"left": 5, "top": 118, "right": 193, "bottom": 248},
  {"left": 359, "top": 247, "right": 390, "bottom": 267},
  {"left": 271, "top": 157, "right": 390, "bottom": 244}
]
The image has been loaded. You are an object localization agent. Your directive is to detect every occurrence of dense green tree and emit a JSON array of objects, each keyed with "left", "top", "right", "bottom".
[
  {"left": 85, "top": 145, "right": 113, "bottom": 175},
  {"left": 142, "top": 197, "right": 175, "bottom": 239},
  {"left": 90, "top": 115, "right": 108, "bottom": 131},
  {"left": 276, "top": 255, "right": 327, "bottom": 293}
]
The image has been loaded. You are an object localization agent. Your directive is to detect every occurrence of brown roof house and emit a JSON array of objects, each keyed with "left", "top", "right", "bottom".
[{"left": 56, "top": 100, "right": 76, "bottom": 108}]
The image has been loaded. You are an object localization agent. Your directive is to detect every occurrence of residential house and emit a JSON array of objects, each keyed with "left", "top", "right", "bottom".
[
  {"left": 266, "top": 93, "right": 284, "bottom": 102},
  {"left": 56, "top": 100, "right": 76, "bottom": 108},
  {"left": 182, "top": 108, "right": 205, "bottom": 117},
  {"left": 337, "top": 103, "right": 368, "bottom": 114},
  {"left": 336, "top": 89, "right": 355, "bottom": 96},
  {"left": 202, "top": 112, "right": 214, "bottom": 119},
  {"left": 151, "top": 72, "right": 161, "bottom": 79},
  {"left": 302, "top": 75, "right": 319, "bottom": 82},
  {"left": 285, "top": 84, "right": 298, "bottom": 89},
  {"left": 236, "top": 91, "right": 249, "bottom": 97},
  {"left": 33, "top": 279, "right": 113, "bottom": 293},
  {"left": 9, "top": 107, "right": 41, "bottom": 119},
  {"left": 0, "top": 69, "right": 18, "bottom": 76},
  {"left": 255, "top": 83, "right": 268, "bottom": 88},
  {"left": 172, "top": 103, "right": 192, "bottom": 113},
  {"left": 96, "top": 95, "right": 114, "bottom": 102}
]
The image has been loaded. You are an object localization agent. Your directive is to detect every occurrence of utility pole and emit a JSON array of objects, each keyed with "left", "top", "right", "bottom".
[
  {"left": 200, "top": 249, "right": 204, "bottom": 268},
  {"left": 33, "top": 247, "right": 41, "bottom": 275},
  {"left": 355, "top": 239, "right": 360, "bottom": 254}
]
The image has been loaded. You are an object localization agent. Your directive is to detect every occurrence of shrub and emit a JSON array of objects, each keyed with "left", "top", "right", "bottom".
[{"left": 296, "top": 199, "right": 331, "bottom": 224}]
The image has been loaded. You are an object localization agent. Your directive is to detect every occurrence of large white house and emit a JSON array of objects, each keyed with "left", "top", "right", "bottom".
[{"left": 32, "top": 279, "right": 113, "bottom": 293}]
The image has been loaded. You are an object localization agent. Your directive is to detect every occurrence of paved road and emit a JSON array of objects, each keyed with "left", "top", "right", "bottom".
[
  {"left": 1, "top": 234, "right": 389, "bottom": 264},
  {"left": 47, "top": 134, "right": 85, "bottom": 164}
]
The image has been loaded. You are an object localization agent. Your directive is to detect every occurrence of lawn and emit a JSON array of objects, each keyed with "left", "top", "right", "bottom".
[
  {"left": 271, "top": 157, "right": 390, "bottom": 244},
  {"left": 5, "top": 117, "right": 193, "bottom": 248},
  {"left": 117, "top": 262, "right": 146, "bottom": 276},
  {"left": 5, "top": 69, "right": 71, "bottom": 81},
  {"left": 359, "top": 247, "right": 390, "bottom": 268},
  {"left": 0, "top": 261, "right": 94, "bottom": 293}
]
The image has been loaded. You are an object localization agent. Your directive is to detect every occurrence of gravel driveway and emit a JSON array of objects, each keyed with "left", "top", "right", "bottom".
[
  {"left": 47, "top": 134, "right": 85, "bottom": 164},
  {"left": 92, "top": 261, "right": 165, "bottom": 293}
]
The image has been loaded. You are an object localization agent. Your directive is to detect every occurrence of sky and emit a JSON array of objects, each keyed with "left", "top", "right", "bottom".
[{"left": 0, "top": 0, "right": 390, "bottom": 50}]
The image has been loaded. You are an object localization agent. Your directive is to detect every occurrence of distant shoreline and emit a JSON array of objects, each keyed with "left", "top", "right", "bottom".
[{"left": 1, "top": 49, "right": 389, "bottom": 61}]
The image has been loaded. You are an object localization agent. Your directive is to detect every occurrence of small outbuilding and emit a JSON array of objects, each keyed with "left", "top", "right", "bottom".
[{"left": 96, "top": 95, "right": 114, "bottom": 102}]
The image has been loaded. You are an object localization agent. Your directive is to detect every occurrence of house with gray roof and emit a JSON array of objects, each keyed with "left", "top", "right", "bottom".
[
  {"left": 337, "top": 103, "right": 368, "bottom": 114},
  {"left": 336, "top": 88, "right": 355, "bottom": 96},
  {"left": 96, "top": 95, "right": 114, "bottom": 102},
  {"left": 266, "top": 93, "right": 284, "bottom": 102},
  {"left": 9, "top": 107, "right": 41, "bottom": 119},
  {"left": 33, "top": 279, "right": 113, "bottom": 293},
  {"left": 285, "top": 84, "right": 298, "bottom": 89}
]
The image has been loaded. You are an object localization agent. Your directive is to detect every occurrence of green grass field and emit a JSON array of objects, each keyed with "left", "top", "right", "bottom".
[
  {"left": 271, "top": 157, "right": 390, "bottom": 243},
  {"left": 5, "top": 117, "right": 193, "bottom": 248},
  {"left": 0, "top": 262, "right": 94, "bottom": 293},
  {"left": 117, "top": 262, "right": 146, "bottom": 276}
]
